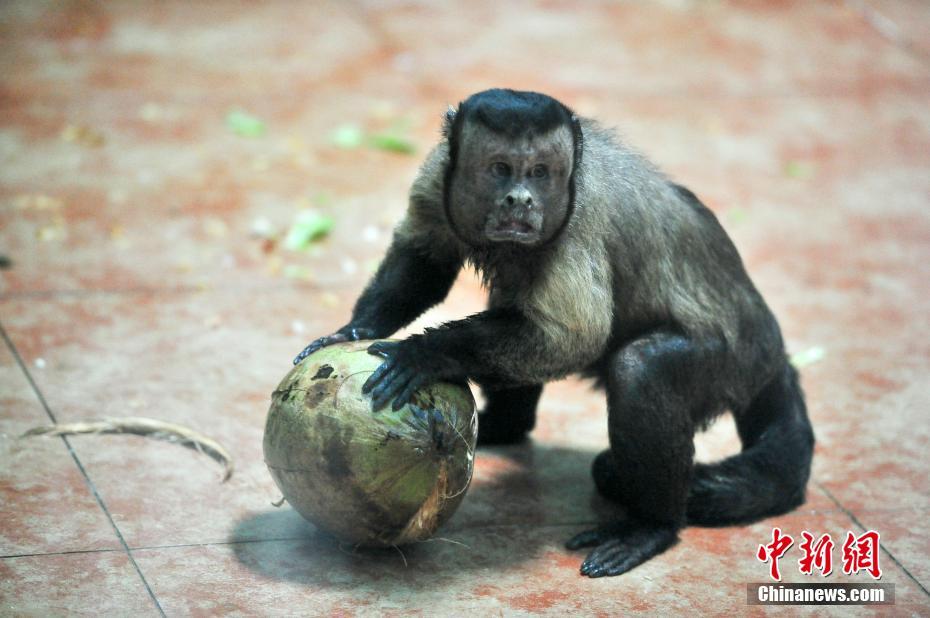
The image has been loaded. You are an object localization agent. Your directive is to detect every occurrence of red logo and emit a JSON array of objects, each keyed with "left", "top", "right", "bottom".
[
  {"left": 842, "top": 531, "right": 882, "bottom": 579},
  {"left": 756, "top": 528, "right": 882, "bottom": 580},
  {"left": 798, "top": 531, "right": 834, "bottom": 576},
  {"left": 756, "top": 527, "right": 794, "bottom": 581}
]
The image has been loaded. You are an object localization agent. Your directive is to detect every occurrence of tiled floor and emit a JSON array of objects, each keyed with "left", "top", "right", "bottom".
[{"left": 2, "top": 1, "right": 929, "bottom": 615}]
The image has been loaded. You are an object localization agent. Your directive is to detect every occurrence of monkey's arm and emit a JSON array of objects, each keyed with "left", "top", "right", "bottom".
[
  {"left": 363, "top": 308, "right": 604, "bottom": 410},
  {"left": 293, "top": 231, "right": 461, "bottom": 365},
  {"left": 363, "top": 235, "right": 613, "bottom": 409},
  {"left": 362, "top": 309, "right": 530, "bottom": 410}
]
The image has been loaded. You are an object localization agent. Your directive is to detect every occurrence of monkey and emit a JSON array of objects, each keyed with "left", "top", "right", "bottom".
[{"left": 293, "top": 89, "right": 815, "bottom": 578}]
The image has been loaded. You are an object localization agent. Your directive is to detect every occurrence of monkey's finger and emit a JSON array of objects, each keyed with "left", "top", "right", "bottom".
[
  {"left": 370, "top": 374, "right": 409, "bottom": 411},
  {"left": 373, "top": 369, "right": 416, "bottom": 412},
  {"left": 369, "top": 389, "right": 392, "bottom": 412},
  {"left": 378, "top": 367, "right": 421, "bottom": 411},
  {"left": 366, "top": 341, "right": 398, "bottom": 358},
  {"left": 583, "top": 541, "right": 657, "bottom": 578},
  {"left": 580, "top": 539, "right": 625, "bottom": 575},
  {"left": 583, "top": 526, "right": 677, "bottom": 577},
  {"left": 367, "top": 365, "right": 409, "bottom": 408},
  {"left": 369, "top": 366, "right": 418, "bottom": 410},
  {"left": 319, "top": 333, "right": 350, "bottom": 349},
  {"left": 293, "top": 342, "right": 322, "bottom": 365},
  {"left": 293, "top": 333, "right": 348, "bottom": 365},
  {"left": 586, "top": 552, "right": 643, "bottom": 578},
  {"left": 362, "top": 359, "right": 397, "bottom": 394},
  {"left": 392, "top": 375, "right": 425, "bottom": 411}
]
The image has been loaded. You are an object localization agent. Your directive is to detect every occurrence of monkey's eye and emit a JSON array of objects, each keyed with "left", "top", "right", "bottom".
[
  {"left": 530, "top": 164, "right": 548, "bottom": 179},
  {"left": 490, "top": 162, "right": 512, "bottom": 178}
]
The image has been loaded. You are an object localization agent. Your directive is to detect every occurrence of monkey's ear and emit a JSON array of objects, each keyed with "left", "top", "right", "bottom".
[
  {"left": 570, "top": 114, "right": 584, "bottom": 165},
  {"left": 442, "top": 105, "right": 457, "bottom": 139}
]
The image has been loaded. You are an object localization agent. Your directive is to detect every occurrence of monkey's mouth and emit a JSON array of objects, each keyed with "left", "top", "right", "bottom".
[{"left": 485, "top": 217, "right": 541, "bottom": 244}]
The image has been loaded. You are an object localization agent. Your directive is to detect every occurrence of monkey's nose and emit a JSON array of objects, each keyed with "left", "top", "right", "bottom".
[{"left": 504, "top": 187, "right": 533, "bottom": 208}]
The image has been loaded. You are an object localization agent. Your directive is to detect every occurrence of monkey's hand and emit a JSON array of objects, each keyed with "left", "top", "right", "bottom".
[
  {"left": 566, "top": 520, "right": 679, "bottom": 578},
  {"left": 293, "top": 326, "right": 378, "bottom": 365},
  {"left": 361, "top": 338, "right": 462, "bottom": 411}
]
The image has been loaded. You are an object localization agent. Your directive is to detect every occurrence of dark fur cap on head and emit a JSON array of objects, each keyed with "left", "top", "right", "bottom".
[{"left": 443, "top": 88, "right": 578, "bottom": 141}]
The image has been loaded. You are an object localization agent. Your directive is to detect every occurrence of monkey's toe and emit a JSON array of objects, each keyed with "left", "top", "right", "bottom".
[{"left": 569, "top": 522, "right": 678, "bottom": 577}]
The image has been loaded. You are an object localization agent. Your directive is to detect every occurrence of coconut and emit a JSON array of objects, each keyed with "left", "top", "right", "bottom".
[{"left": 263, "top": 340, "right": 477, "bottom": 547}]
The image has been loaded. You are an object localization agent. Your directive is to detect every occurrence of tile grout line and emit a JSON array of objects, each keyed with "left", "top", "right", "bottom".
[
  {"left": 0, "top": 322, "right": 167, "bottom": 618},
  {"left": 127, "top": 521, "right": 603, "bottom": 553},
  {"left": 1, "top": 547, "right": 124, "bottom": 560},
  {"left": 17, "top": 521, "right": 606, "bottom": 558},
  {"left": 4, "top": 508, "right": 880, "bottom": 559},
  {"left": 3, "top": 306, "right": 925, "bottom": 601},
  {"left": 0, "top": 280, "right": 335, "bottom": 302},
  {"left": 817, "top": 481, "right": 930, "bottom": 598},
  {"left": 843, "top": 0, "right": 926, "bottom": 65}
]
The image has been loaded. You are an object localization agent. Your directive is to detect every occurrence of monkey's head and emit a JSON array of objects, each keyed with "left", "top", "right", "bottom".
[{"left": 442, "top": 89, "right": 582, "bottom": 249}]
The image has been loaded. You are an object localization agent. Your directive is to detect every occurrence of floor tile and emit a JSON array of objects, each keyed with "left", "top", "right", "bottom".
[
  {"left": 0, "top": 284, "right": 838, "bottom": 553},
  {"left": 0, "top": 334, "right": 121, "bottom": 557},
  {"left": 813, "top": 370, "right": 930, "bottom": 513},
  {"left": 588, "top": 91, "right": 930, "bottom": 210},
  {"left": 1, "top": 288, "right": 341, "bottom": 548},
  {"left": 860, "top": 0, "right": 930, "bottom": 58},
  {"left": 0, "top": 550, "right": 159, "bottom": 617},
  {"left": 359, "top": 0, "right": 930, "bottom": 99},
  {"left": 853, "top": 507, "right": 930, "bottom": 588},
  {"left": 134, "top": 510, "right": 928, "bottom": 615},
  {"left": 4, "top": 5, "right": 929, "bottom": 299},
  {"left": 1, "top": 0, "right": 929, "bottom": 612},
  {"left": 0, "top": 1, "right": 431, "bottom": 296}
]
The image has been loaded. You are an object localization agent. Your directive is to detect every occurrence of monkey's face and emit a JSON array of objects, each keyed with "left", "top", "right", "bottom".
[{"left": 447, "top": 122, "right": 575, "bottom": 248}]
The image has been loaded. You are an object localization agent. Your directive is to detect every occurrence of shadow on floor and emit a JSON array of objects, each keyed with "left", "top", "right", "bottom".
[{"left": 229, "top": 442, "right": 624, "bottom": 589}]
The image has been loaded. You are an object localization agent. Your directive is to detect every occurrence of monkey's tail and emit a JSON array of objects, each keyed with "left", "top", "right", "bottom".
[{"left": 686, "top": 363, "right": 815, "bottom": 526}]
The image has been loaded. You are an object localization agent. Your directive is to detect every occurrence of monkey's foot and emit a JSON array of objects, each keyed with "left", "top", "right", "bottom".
[
  {"left": 566, "top": 521, "right": 678, "bottom": 578},
  {"left": 475, "top": 412, "right": 530, "bottom": 446}
]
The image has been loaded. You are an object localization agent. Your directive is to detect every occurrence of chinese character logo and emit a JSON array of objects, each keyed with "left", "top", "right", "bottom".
[
  {"left": 757, "top": 527, "right": 794, "bottom": 581},
  {"left": 798, "top": 531, "right": 834, "bottom": 576},
  {"left": 842, "top": 531, "right": 882, "bottom": 579},
  {"left": 756, "top": 528, "right": 882, "bottom": 580}
]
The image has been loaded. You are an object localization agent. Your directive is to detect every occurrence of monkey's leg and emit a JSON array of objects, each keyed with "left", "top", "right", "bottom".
[
  {"left": 568, "top": 332, "right": 719, "bottom": 578},
  {"left": 687, "top": 363, "right": 814, "bottom": 525},
  {"left": 475, "top": 383, "right": 543, "bottom": 446}
]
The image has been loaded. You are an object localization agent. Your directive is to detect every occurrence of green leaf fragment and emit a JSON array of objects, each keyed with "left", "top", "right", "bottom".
[
  {"left": 727, "top": 208, "right": 748, "bottom": 224},
  {"left": 367, "top": 132, "right": 416, "bottom": 154},
  {"left": 331, "top": 120, "right": 416, "bottom": 154},
  {"left": 226, "top": 110, "right": 266, "bottom": 137},
  {"left": 283, "top": 264, "right": 314, "bottom": 280},
  {"left": 785, "top": 160, "right": 814, "bottom": 179},
  {"left": 283, "top": 210, "right": 335, "bottom": 251},
  {"left": 331, "top": 124, "right": 365, "bottom": 149},
  {"left": 790, "top": 346, "right": 825, "bottom": 368}
]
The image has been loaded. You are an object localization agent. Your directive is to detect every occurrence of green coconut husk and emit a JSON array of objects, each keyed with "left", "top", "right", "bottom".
[{"left": 263, "top": 340, "right": 477, "bottom": 547}]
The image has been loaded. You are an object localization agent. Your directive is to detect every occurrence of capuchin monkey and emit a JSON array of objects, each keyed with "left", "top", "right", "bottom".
[{"left": 294, "top": 89, "right": 815, "bottom": 578}]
